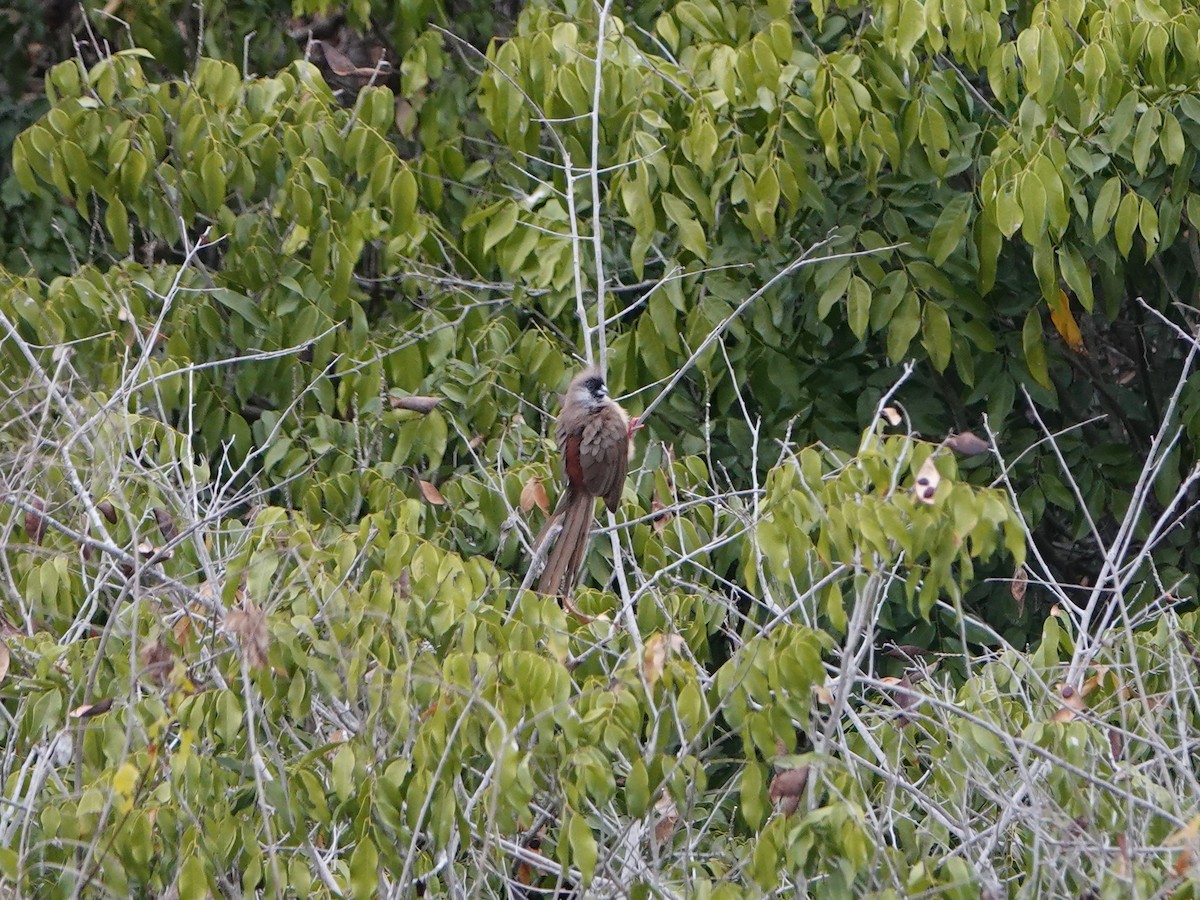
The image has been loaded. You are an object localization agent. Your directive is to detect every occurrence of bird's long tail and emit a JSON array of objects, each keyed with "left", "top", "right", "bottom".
[{"left": 535, "top": 487, "right": 595, "bottom": 598}]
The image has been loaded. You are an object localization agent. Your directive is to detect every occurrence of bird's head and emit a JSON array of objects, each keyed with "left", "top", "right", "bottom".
[{"left": 567, "top": 368, "right": 609, "bottom": 409}]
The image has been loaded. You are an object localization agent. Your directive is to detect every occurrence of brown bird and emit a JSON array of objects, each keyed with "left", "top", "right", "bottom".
[{"left": 535, "top": 368, "right": 636, "bottom": 601}]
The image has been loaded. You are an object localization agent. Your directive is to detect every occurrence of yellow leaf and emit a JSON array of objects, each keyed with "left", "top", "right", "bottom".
[{"left": 1049, "top": 289, "right": 1086, "bottom": 354}]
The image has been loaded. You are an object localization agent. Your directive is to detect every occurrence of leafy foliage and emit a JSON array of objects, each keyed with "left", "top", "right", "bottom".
[{"left": 3, "top": 0, "right": 1200, "bottom": 895}]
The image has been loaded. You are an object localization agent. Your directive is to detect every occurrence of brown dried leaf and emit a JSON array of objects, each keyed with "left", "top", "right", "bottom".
[
  {"left": 1169, "top": 816, "right": 1200, "bottom": 846},
  {"left": 519, "top": 476, "right": 549, "bottom": 515},
  {"left": 1051, "top": 683, "right": 1087, "bottom": 722},
  {"left": 1108, "top": 726, "right": 1123, "bottom": 762},
  {"left": 389, "top": 395, "right": 442, "bottom": 415},
  {"left": 882, "top": 643, "right": 935, "bottom": 660},
  {"left": 226, "top": 602, "right": 269, "bottom": 669},
  {"left": 642, "top": 633, "right": 685, "bottom": 686},
  {"left": 314, "top": 40, "right": 390, "bottom": 78},
  {"left": 653, "top": 794, "right": 679, "bottom": 846},
  {"left": 882, "top": 674, "right": 920, "bottom": 713},
  {"left": 140, "top": 637, "right": 173, "bottom": 687},
  {"left": 136, "top": 541, "right": 173, "bottom": 562},
  {"left": 881, "top": 406, "right": 903, "bottom": 426},
  {"left": 418, "top": 479, "right": 446, "bottom": 506},
  {"left": 153, "top": 507, "right": 177, "bottom": 542},
  {"left": 1011, "top": 565, "right": 1028, "bottom": 602},
  {"left": 1115, "top": 831, "right": 1130, "bottom": 879},
  {"left": 69, "top": 698, "right": 114, "bottom": 719},
  {"left": 813, "top": 683, "right": 834, "bottom": 705},
  {"left": 913, "top": 456, "right": 941, "bottom": 505},
  {"left": 1175, "top": 847, "right": 1194, "bottom": 878},
  {"left": 25, "top": 498, "right": 46, "bottom": 545},
  {"left": 946, "top": 431, "right": 990, "bottom": 456},
  {"left": 768, "top": 766, "right": 810, "bottom": 813},
  {"left": 0, "top": 638, "right": 9, "bottom": 687},
  {"left": 1179, "top": 632, "right": 1200, "bottom": 681},
  {"left": 651, "top": 497, "right": 673, "bottom": 534},
  {"left": 643, "top": 634, "right": 667, "bottom": 686},
  {"left": 97, "top": 500, "right": 117, "bottom": 524}
]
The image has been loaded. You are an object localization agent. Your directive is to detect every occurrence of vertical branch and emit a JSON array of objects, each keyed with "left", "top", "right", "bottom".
[{"left": 590, "top": 0, "right": 615, "bottom": 374}]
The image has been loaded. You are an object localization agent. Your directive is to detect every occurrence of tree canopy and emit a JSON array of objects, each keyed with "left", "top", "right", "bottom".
[{"left": 3, "top": 0, "right": 1200, "bottom": 895}]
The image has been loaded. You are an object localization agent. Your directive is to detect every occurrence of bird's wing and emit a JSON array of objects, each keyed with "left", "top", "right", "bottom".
[{"left": 579, "top": 408, "right": 629, "bottom": 511}]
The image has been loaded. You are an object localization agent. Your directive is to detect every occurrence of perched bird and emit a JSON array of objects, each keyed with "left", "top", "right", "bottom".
[{"left": 535, "top": 368, "right": 636, "bottom": 601}]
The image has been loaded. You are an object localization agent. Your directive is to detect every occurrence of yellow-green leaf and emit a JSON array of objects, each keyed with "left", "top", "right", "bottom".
[{"left": 1022, "top": 308, "right": 1052, "bottom": 390}]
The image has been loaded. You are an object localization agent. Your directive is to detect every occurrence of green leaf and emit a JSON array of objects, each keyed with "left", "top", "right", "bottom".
[
  {"left": 1021, "top": 308, "right": 1052, "bottom": 390},
  {"left": 211, "top": 288, "right": 267, "bottom": 329},
  {"left": 565, "top": 812, "right": 598, "bottom": 882},
  {"left": 105, "top": 199, "right": 130, "bottom": 255},
  {"left": 625, "top": 758, "right": 650, "bottom": 817},
  {"left": 922, "top": 302, "right": 952, "bottom": 372},
  {"left": 740, "top": 761, "right": 767, "bottom": 829},
  {"left": 1113, "top": 190, "right": 1140, "bottom": 258},
  {"left": 847, "top": 275, "right": 871, "bottom": 338},
  {"left": 1106, "top": 91, "right": 1138, "bottom": 151},
  {"left": 1057, "top": 245, "right": 1094, "bottom": 311},
  {"left": 390, "top": 169, "right": 418, "bottom": 226},
  {"left": 1139, "top": 197, "right": 1159, "bottom": 259},
  {"left": 1018, "top": 170, "right": 1046, "bottom": 244},
  {"left": 1160, "top": 111, "right": 1184, "bottom": 165},
  {"left": 662, "top": 193, "right": 708, "bottom": 260},
  {"left": 896, "top": 0, "right": 926, "bottom": 56},
  {"left": 200, "top": 151, "right": 226, "bottom": 214},
  {"left": 886, "top": 291, "right": 921, "bottom": 362},
  {"left": 483, "top": 202, "right": 518, "bottom": 254},
  {"left": 178, "top": 854, "right": 208, "bottom": 900},
  {"left": 1131, "top": 107, "right": 1161, "bottom": 176},
  {"left": 349, "top": 835, "right": 378, "bottom": 899},
  {"left": 1092, "top": 176, "right": 1121, "bottom": 241},
  {"left": 927, "top": 194, "right": 972, "bottom": 265}
]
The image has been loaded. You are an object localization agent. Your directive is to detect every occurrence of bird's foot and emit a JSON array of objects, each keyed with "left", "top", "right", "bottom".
[{"left": 627, "top": 416, "right": 645, "bottom": 438}]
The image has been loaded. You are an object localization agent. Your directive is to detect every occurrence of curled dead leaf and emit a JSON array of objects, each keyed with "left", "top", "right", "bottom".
[
  {"left": 97, "top": 500, "right": 117, "bottom": 524},
  {"left": 643, "top": 633, "right": 686, "bottom": 686},
  {"left": 1108, "top": 726, "right": 1123, "bottom": 762},
  {"left": 136, "top": 541, "right": 173, "bottom": 562},
  {"left": 519, "top": 476, "right": 549, "bottom": 515},
  {"left": 312, "top": 40, "right": 390, "bottom": 80},
  {"left": 153, "top": 507, "right": 177, "bottom": 542},
  {"left": 0, "top": 638, "right": 9, "bottom": 687},
  {"left": 882, "top": 643, "right": 935, "bottom": 661},
  {"left": 1051, "top": 682, "right": 1087, "bottom": 722},
  {"left": 1050, "top": 289, "right": 1087, "bottom": 355},
  {"left": 913, "top": 456, "right": 941, "bottom": 505},
  {"left": 1179, "top": 632, "right": 1200, "bottom": 680},
  {"left": 651, "top": 497, "right": 673, "bottom": 534},
  {"left": 226, "top": 601, "right": 270, "bottom": 669},
  {"left": 653, "top": 793, "right": 679, "bottom": 846},
  {"left": 881, "top": 674, "right": 919, "bottom": 710},
  {"left": 1011, "top": 566, "right": 1028, "bottom": 612},
  {"left": 140, "top": 637, "right": 173, "bottom": 687},
  {"left": 881, "top": 406, "right": 903, "bottom": 426},
  {"left": 25, "top": 498, "right": 46, "bottom": 545},
  {"left": 389, "top": 395, "right": 442, "bottom": 415},
  {"left": 69, "top": 698, "right": 114, "bottom": 719},
  {"left": 813, "top": 683, "right": 834, "bottom": 705},
  {"left": 946, "top": 431, "right": 990, "bottom": 456},
  {"left": 769, "top": 766, "right": 810, "bottom": 816},
  {"left": 418, "top": 479, "right": 446, "bottom": 506}
]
